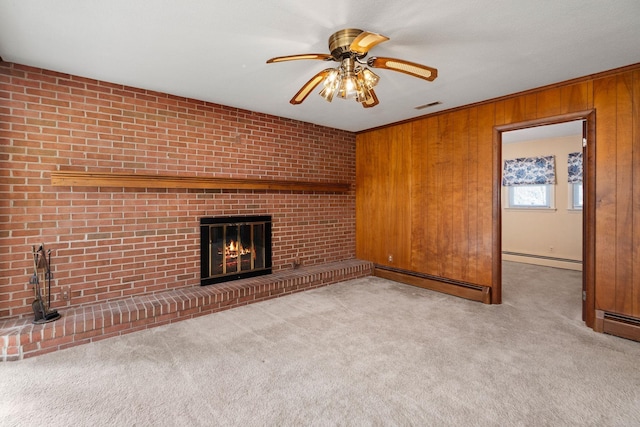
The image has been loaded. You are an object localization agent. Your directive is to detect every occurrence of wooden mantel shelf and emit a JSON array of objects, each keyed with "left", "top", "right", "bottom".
[{"left": 50, "top": 171, "right": 351, "bottom": 193}]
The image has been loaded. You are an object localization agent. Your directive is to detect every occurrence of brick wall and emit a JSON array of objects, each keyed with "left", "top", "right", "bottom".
[{"left": 0, "top": 62, "right": 356, "bottom": 320}]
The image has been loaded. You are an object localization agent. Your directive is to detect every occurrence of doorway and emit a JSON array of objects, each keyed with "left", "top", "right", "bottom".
[{"left": 494, "top": 111, "right": 595, "bottom": 327}]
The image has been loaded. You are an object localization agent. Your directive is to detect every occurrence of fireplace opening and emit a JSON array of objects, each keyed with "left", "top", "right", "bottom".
[{"left": 200, "top": 216, "right": 272, "bottom": 286}]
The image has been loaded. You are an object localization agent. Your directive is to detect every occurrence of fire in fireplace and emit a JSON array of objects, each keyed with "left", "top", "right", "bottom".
[{"left": 200, "top": 216, "right": 272, "bottom": 285}]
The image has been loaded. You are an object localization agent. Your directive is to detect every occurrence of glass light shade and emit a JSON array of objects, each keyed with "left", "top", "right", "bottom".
[
  {"left": 338, "top": 72, "right": 358, "bottom": 99},
  {"left": 319, "top": 69, "right": 341, "bottom": 102},
  {"left": 360, "top": 68, "right": 380, "bottom": 88},
  {"left": 323, "top": 69, "right": 340, "bottom": 88},
  {"left": 355, "top": 73, "right": 371, "bottom": 103}
]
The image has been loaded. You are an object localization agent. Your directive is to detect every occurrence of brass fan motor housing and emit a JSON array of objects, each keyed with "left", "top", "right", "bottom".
[{"left": 328, "top": 28, "right": 364, "bottom": 60}]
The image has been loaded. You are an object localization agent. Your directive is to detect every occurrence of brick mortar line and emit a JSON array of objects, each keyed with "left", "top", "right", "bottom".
[{"left": 1, "top": 260, "right": 372, "bottom": 361}]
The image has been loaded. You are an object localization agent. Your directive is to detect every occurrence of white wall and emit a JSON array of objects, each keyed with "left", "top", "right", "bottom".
[{"left": 502, "top": 134, "right": 583, "bottom": 270}]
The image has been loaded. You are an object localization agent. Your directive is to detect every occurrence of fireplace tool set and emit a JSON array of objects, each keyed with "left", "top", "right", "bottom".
[{"left": 29, "top": 244, "right": 61, "bottom": 324}]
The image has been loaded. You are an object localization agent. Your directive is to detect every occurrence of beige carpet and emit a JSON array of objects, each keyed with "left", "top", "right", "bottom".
[{"left": 1, "top": 261, "right": 639, "bottom": 426}]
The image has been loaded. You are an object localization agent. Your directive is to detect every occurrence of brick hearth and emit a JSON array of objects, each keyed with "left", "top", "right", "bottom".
[{"left": 1, "top": 260, "right": 372, "bottom": 361}]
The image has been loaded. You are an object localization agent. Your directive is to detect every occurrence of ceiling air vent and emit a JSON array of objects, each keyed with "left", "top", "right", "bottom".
[{"left": 415, "top": 101, "right": 442, "bottom": 110}]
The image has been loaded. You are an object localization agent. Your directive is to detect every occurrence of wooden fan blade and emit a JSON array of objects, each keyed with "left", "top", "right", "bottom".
[
  {"left": 267, "top": 53, "right": 333, "bottom": 63},
  {"left": 290, "top": 69, "right": 332, "bottom": 105},
  {"left": 368, "top": 57, "right": 438, "bottom": 81},
  {"left": 361, "top": 89, "right": 379, "bottom": 108},
  {"left": 350, "top": 31, "right": 389, "bottom": 54}
]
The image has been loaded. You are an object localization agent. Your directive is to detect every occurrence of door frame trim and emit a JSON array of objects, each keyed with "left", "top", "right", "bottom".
[{"left": 493, "top": 110, "right": 596, "bottom": 328}]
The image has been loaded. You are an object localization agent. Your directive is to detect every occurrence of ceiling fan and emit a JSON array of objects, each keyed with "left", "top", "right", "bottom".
[{"left": 266, "top": 28, "right": 438, "bottom": 108}]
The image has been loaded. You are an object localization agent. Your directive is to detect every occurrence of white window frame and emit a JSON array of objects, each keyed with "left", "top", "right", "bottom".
[
  {"left": 570, "top": 182, "right": 583, "bottom": 210},
  {"left": 507, "top": 184, "right": 555, "bottom": 210}
]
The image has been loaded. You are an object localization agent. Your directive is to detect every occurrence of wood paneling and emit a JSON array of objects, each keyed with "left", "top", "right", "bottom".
[
  {"left": 593, "top": 76, "right": 619, "bottom": 312},
  {"left": 356, "top": 131, "right": 386, "bottom": 264},
  {"left": 423, "top": 117, "right": 440, "bottom": 275},
  {"left": 476, "top": 103, "right": 496, "bottom": 288},
  {"left": 357, "top": 63, "right": 640, "bottom": 323},
  {"left": 501, "top": 94, "right": 537, "bottom": 125},
  {"left": 389, "top": 124, "right": 413, "bottom": 268},
  {"left": 451, "top": 110, "right": 470, "bottom": 281},
  {"left": 410, "top": 119, "right": 428, "bottom": 273},
  {"left": 561, "top": 82, "right": 590, "bottom": 113},
  {"left": 465, "top": 107, "right": 480, "bottom": 285},
  {"left": 615, "top": 73, "right": 634, "bottom": 315},
  {"left": 536, "top": 86, "right": 562, "bottom": 118},
  {"left": 634, "top": 71, "right": 640, "bottom": 318},
  {"left": 355, "top": 124, "right": 412, "bottom": 267},
  {"left": 358, "top": 103, "right": 496, "bottom": 287},
  {"left": 436, "top": 114, "right": 454, "bottom": 278}
]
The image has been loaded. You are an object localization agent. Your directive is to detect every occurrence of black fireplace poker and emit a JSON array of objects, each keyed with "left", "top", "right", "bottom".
[{"left": 30, "top": 244, "right": 61, "bottom": 324}]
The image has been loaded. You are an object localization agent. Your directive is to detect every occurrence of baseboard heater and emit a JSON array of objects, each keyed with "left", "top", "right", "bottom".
[
  {"left": 598, "top": 311, "right": 640, "bottom": 343},
  {"left": 502, "top": 251, "right": 582, "bottom": 264},
  {"left": 374, "top": 265, "right": 491, "bottom": 304}
]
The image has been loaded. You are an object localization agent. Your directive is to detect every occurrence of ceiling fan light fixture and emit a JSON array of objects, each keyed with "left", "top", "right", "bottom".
[{"left": 267, "top": 28, "right": 438, "bottom": 108}]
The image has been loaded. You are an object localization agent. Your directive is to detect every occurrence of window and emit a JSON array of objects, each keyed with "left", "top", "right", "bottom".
[
  {"left": 502, "top": 155, "right": 556, "bottom": 187},
  {"left": 508, "top": 184, "right": 553, "bottom": 208},
  {"left": 503, "top": 155, "right": 556, "bottom": 209},
  {"left": 567, "top": 152, "right": 583, "bottom": 210},
  {"left": 571, "top": 183, "right": 583, "bottom": 209}
]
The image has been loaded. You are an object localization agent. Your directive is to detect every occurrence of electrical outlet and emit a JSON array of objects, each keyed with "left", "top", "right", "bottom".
[
  {"left": 61, "top": 286, "right": 70, "bottom": 301},
  {"left": 549, "top": 246, "right": 554, "bottom": 253},
  {"left": 388, "top": 254, "right": 393, "bottom": 262}
]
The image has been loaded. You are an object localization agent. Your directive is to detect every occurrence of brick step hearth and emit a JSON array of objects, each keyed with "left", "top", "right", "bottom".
[{"left": 1, "top": 259, "right": 373, "bottom": 361}]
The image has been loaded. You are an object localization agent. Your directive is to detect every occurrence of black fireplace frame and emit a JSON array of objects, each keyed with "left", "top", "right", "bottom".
[{"left": 200, "top": 215, "right": 272, "bottom": 286}]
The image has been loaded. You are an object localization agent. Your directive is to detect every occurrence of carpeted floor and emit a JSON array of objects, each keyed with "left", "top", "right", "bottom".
[{"left": 1, "top": 261, "right": 639, "bottom": 426}]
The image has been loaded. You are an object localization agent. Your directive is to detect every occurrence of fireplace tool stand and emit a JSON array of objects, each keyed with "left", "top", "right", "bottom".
[{"left": 30, "top": 244, "right": 61, "bottom": 324}]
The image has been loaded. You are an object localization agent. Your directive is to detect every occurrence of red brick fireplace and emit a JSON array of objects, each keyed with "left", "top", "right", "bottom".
[
  {"left": 0, "top": 61, "right": 360, "bottom": 359},
  {"left": 1, "top": 260, "right": 373, "bottom": 360}
]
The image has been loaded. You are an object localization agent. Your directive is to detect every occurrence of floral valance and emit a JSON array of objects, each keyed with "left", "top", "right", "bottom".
[
  {"left": 502, "top": 155, "right": 556, "bottom": 186},
  {"left": 567, "top": 152, "right": 583, "bottom": 184}
]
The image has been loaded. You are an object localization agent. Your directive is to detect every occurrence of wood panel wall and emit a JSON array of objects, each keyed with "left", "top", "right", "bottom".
[
  {"left": 592, "top": 70, "right": 639, "bottom": 317},
  {"left": 356, "top": 64, "right": 640, "bottom": 322}
]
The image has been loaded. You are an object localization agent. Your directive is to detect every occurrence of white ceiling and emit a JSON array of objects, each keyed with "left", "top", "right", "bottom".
[{"left": 1, "top": 0, "right": 639, "bottom": 132}]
